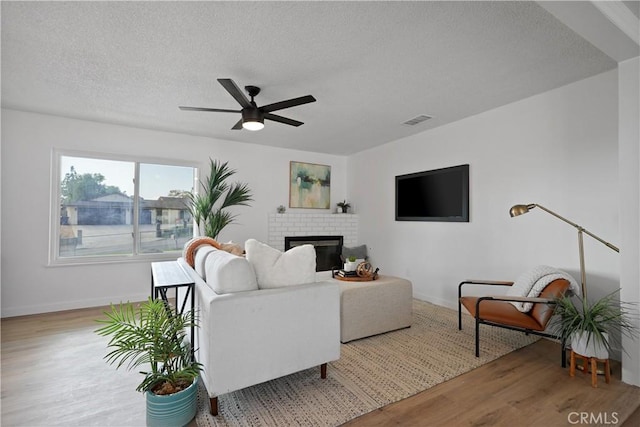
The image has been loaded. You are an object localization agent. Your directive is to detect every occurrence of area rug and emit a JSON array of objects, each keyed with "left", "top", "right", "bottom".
[{"left": 195, "top": 299, "right": 538, "bottom": 426}]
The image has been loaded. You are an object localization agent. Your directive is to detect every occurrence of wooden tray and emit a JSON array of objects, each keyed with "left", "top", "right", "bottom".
[{"left": 333, "top": 274, "right": 377, "bottom": 282}]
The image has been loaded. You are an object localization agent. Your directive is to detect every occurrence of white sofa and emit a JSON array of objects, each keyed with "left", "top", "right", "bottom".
[{"left": 177, "top": 239, "right": 341, "bottom": 415}]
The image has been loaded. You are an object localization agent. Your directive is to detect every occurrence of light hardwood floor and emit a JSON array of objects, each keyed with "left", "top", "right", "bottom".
[{"left": 2, "top": 305, "right": 639, "bottom": 426}]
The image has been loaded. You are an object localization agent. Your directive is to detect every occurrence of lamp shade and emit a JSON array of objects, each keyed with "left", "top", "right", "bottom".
[{"left": 509, "top": 204, "right": 533, "bottom": 217}]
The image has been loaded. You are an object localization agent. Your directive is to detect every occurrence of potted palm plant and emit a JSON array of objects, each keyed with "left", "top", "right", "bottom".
[
  {"left": 550, "top": 289, "right": 637, "bottom": 360},
  {"left": 95, "top": 298, "right": 201, "bottom": 427},
  {"left": 187, "top": 158, "right": 253, "bottom": 239}
]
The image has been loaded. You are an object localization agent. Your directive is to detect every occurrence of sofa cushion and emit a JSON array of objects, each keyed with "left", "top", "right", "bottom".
[
  {"left": 194, "top": 245, "right": 217, "bottom": 280},
  {"left": 204, "top": 248, "right": 258, "bottom": 294},
  {"left": 245, "top": 239, "right": 316, "bottom": 289}
]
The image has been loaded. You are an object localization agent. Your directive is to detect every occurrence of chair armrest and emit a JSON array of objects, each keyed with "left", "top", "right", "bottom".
[
  {"left": 458, "top": 280, "right": 514, "bottom": 301},
  {"left": 461, "top": 280, "right": 514, "bottom": 286},
  {"left": 477, "top": 295, "right": 555, "bottom": 304}
]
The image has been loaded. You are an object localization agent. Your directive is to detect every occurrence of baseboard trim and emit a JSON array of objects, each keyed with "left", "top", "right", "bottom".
[
  {"left": 412, "top": 292, "right": 457, "bottom": 311},
  {"left": 1, "top": 293, "right": 150, "bottom": 318}
]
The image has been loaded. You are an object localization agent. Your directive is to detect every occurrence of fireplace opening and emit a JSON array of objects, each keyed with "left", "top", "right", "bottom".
[{"left": 284, "top": 235, "right": 343, "bottom": 272}]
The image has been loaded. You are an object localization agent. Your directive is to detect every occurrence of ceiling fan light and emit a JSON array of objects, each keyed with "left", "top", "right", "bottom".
[
  {"left": 241, "top": 108, "right": 264, "bottom": 131},
  {"left": 242, "top": 120, "right": 264, "bottom": 131}
]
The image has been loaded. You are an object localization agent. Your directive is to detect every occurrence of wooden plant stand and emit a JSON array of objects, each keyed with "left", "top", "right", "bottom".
[{"left": 569, "top": 350, "right": 610, "bottom": 388}]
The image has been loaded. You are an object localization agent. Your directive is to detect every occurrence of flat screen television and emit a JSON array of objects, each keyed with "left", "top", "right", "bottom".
[{"left": 395, "top": 164, "right": 469, "bottom": 222}]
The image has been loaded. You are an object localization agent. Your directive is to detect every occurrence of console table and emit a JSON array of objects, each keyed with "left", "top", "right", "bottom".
[{"left": 151, "top": 260, "right": 196, "bottom": 359}]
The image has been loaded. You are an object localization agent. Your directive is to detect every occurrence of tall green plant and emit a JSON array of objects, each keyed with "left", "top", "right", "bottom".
[
  {"left": 187, "top": 159, "right": 253, "bottom": 239},
  {"left": 95, "top": 298, "right": 201, "bottom": 394},
  {"left": 549, "top": 289, "right": 638, "bottom": 356}
]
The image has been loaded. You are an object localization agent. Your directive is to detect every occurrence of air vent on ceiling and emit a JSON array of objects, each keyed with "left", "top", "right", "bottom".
[{"left": 403, "top": 115, "right": 432, "bottom": 126}]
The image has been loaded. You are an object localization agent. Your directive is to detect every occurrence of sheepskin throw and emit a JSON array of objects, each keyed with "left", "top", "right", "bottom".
[{"left": 506, "top": 265, "right": 580, "bottom": 312}]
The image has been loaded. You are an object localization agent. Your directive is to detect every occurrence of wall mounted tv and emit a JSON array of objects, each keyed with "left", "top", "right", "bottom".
[{"left": 395, "top": 164, "right": 469, "bottom": 222}]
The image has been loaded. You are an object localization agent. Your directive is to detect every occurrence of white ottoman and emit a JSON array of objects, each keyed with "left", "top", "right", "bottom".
[{"left": 334, "top": 275, "right": 413, "bottom": 343}]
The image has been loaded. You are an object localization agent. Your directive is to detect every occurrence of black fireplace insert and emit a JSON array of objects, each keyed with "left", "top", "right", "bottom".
[{"left": 284, "top": 235, "right": 344, "bottom": 272}]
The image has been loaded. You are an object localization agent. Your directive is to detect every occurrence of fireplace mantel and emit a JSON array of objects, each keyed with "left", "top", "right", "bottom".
[{"left": 267, "top": 213, "right": 358, "bottom": 251}]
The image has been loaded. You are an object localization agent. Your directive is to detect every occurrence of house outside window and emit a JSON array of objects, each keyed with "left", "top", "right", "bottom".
[{"left": 52, "top": 151, "right": 196, "bottom": 264}]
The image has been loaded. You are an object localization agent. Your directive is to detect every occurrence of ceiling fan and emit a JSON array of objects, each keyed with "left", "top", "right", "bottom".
[{"left": 179, "top": 78, "right": 316, "bottom": 131}]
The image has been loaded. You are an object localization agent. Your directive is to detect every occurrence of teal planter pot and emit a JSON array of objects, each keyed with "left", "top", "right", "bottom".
[{"left": 146, "top": 377, "right": 198, "bottom": 427}]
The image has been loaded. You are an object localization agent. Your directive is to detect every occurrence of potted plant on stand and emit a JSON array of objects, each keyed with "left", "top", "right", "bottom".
[
  {"left": 96, "top": 298, "right": 202, "bottom": 427},
  {"left": 550, "top": 289, "right": 637, "bottom": 362}
]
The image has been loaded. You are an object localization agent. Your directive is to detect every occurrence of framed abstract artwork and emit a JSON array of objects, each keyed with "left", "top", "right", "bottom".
[{"left": 289, "top": 161, "right": 331, "bottom": 209}]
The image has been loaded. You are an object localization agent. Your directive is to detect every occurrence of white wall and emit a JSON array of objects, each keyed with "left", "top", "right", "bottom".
[
  {"left": 618, "top": 57, "right": 640, "bottom": 386},
  {"left": 348, "top": 70, "right": 620, "bottom": 310},
  {"left": 1, "top": 109, "right": 347, "bottom": 317}
]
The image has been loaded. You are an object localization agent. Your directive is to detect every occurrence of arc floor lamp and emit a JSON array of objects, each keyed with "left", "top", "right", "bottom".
[{"left": 509, "top": 204, "right": 619, "bottom": 300}]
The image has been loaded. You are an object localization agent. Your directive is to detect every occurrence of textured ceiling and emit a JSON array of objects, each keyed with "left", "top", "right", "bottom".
[{"left": 1, "top": 1, "right": 621, "bottom": 155}]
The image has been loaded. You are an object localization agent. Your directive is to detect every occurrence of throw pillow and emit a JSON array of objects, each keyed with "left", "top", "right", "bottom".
[
  {"left": 245, "top": 239, "right": 316, "bottom": 289},
  {"left": 204, "top": 248, "right": 258, "bottom": 294},
  {"left": 341, "top": 244, "right": 368, "bottom": 262}
]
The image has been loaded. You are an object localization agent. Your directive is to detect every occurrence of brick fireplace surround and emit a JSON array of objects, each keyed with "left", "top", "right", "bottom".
[{"left": 267, "top": 213, "right": 359, "bottom": 251}]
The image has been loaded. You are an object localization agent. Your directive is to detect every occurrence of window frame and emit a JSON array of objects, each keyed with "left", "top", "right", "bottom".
[{"left": 49, "top": 149, "right": 198, "bottom": 266}]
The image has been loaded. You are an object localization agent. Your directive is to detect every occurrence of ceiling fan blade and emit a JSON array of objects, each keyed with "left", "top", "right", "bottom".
[
  {"left": 231, "top": 119, "right": 244, "bottom": 130},
  {"left": 260, "top": 95, "right": 316, "bottom": 113},
  {"left": 179, "top": 106, "right": 240, "bottom": 113},
  {"left": 217, "top": 79, "right": 252, "bottom": 108},
  {"left": 264, "top": 113, "right": 304, "bottom": 127}
]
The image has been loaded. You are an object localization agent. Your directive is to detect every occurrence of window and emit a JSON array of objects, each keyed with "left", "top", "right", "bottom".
[{"left": 52, "top": 151, "right": 196, "bottom": 264}]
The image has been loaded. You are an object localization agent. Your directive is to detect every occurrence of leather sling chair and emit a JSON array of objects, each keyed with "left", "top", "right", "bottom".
[{"left": 458, "top": 278, "right": 572, "bottom": 367}]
